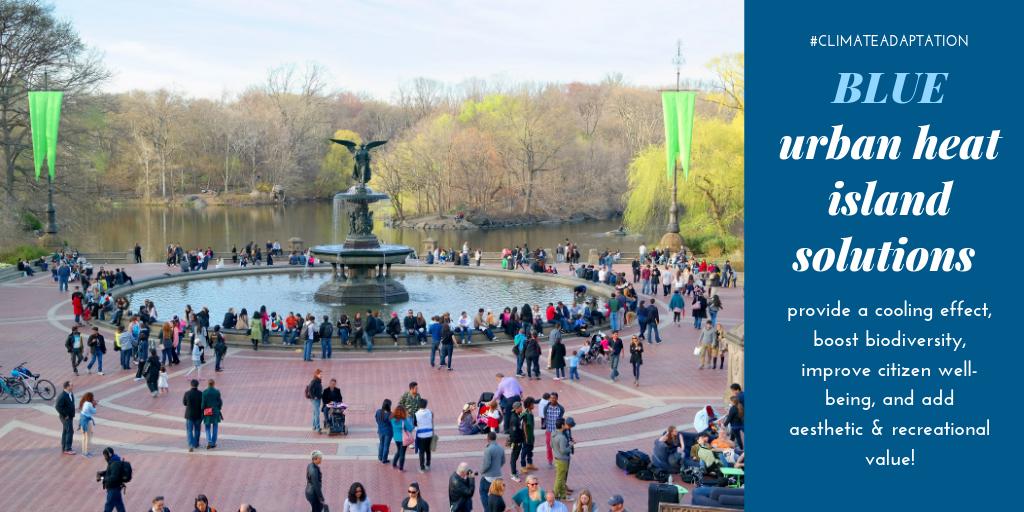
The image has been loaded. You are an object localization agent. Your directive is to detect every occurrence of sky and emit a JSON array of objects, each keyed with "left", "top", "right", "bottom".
[{"left": 53, "top": 0, "right": 744, "bottom": 100}]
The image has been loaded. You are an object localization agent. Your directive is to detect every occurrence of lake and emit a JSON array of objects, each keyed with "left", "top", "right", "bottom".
[{"left": 64, "top": 203, "right": 646, "bottom": 260}]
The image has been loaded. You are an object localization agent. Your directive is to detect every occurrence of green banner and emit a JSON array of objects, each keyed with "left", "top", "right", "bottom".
[
  {"left": 28, "top": 91, "right": 64, "bottom": 180},
  {"left": 661, "top": 91, "right": 696, "bottom": 180}
]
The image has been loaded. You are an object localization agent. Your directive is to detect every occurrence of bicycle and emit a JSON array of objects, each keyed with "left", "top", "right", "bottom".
[
  {"left": 10, "top": 362, "right": 55, "bottom": 401},
  {"left": 0, "top": 369, "right": 30, "bottom": 404}
]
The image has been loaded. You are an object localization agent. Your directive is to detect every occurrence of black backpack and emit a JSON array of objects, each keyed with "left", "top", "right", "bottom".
[
  {"left": 636, "top": 468, "right": 669, "bottom": 483},
  {"left": 616, "top": 449, "right": 651, "bottom": 474},
  {"left": 119, "top": 459, "right": 133, "bottom": 483}
]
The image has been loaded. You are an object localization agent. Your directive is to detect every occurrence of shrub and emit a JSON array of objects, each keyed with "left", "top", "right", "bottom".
[
  {"left": 0, "top": 245, "right": 49, "bottom": 265},
  {"left": 20, "top": 212, "right": 42, "bottom": 232}
]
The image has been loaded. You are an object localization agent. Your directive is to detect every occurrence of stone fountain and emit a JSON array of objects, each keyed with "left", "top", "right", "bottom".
[{"left": 311, "top": 140, "right": 414, "bottom": 303}]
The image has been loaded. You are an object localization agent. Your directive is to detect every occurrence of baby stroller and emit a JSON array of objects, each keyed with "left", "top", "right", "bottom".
[
  {"left": 325, "top": 402, "right": 348, "bottom": 435},
  {"left": 579, "top": 334, "right": 606, "bottom": 365},
  {"left": 475, "top": 392, "right": 501, "bottom": 433}
]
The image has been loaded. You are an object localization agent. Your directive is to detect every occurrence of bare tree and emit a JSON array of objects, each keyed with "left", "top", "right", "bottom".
[{"left": 0, "top": 0, "right": 108, "bottom": 198}]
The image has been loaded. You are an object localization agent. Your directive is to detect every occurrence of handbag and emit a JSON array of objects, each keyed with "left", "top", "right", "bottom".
[
  {"left": 693, "top": 346, "right": 702, "bottom": 357},
  {"left": 402, "top": 429, "right": 414, "bottom": 447},
  {"left": 203, "top": 407, "right": 214, "bottom": 417},
  {"left": 430, "top": 433, "right": 439, "bottom": 452}
]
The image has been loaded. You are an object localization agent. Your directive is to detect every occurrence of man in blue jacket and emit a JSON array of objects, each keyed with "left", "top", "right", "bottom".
[{"left": 429, "top": 316, "right": 443, "bottom": 366}]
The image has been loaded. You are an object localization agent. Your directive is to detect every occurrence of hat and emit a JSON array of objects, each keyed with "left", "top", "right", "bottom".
[
  {"left": 565, "top": 417, "right": 576, "bottom": 427},
  {"left": 608, "top": 495, "right": 624, "bottom": 506}
]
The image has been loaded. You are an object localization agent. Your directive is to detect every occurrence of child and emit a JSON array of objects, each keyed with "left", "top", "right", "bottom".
[
  {"left": 157, "top": 366, "right": 169, "bottom": 394},
  {"left": 568, "top": 350, "right": 581, "bottom": 381}
]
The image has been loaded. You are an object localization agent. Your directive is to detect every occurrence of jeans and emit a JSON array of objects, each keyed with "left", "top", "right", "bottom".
[
  {"left": 609, "top": 354, "right": 620, "bottom": 380},
  {"left": 215, "top": 351, "right": 224, "bottom": 371},
  {"left": 694, "top": 315, "right": 703, "bottom": 328},
  {"left": 104, "top": 488, "right": 126, "bottom": 512},
  {"left": 440, "top": 344, "right": 453, "bottom": 369},
  {"left": 416, "top": 436, "right": 432, "bottom": 469},
  {"left": 430, "top": 341, "right": 440, "bottom": 366},
  {"left": 406, "top": 331, "right": 416, "bottom": 346},
  {"left": 392, "top": 441, "right": 407, "bottom": 469},
  {"left": 479, "top": 475, "right": 492, "bottom": 509},
  {"left": 569, "top": 367, "right": 579, "bottom": 380},
  {"left": 516, "top": 353, "right": 525, "bottom": 375},
  {"left": 521, "top": 441, "right": 534, "bottom": 467},
  {"left": 120, "top": 349, "right": 131, "bottom": 370},
  {"left": 527, "top": 356, "right": 540, "bottom": 378},
  {"left": 545, "top": 430, "right": 554, "bottom": 464},
  {"left": 646, "top": 322, "right": 662, "bottom": 343},
  {"left": 510, "top": 442, "right": 523, "bottom": 475},
  {"left": 60, "top": 416, "right": 73, "bottom": 451},
  {"left": 321, "top": 336, "right": 332, "bottom": 359},
  {"left": 70, "top": 349, "right": 83, "bottom": 372},
  {"left": 709, "top": 310, "right": 718, "bottom": 326},
  {"left": 378, "top": 433, "right": 391, "bottom": 462},
  {"left": 312, "top": 398, "right": 322, "bottom": 430},
  {"left": 610, "top": 311, "right": 620, "bottom": 331},
  {"left": 205, "top": 422, "right": 218, "bottom": 445},
  {"left": 303, "top": 339, "right": 313, "bottom": 361},
  {"left": 308, "top": 496, "right": 324, "bottom": 512},
  {"left": 499, "top": 396, "right": 519, "bottom": 433},
  {"left": 283, "top": 329, "right": 294, "bottom": 345},
  {"left": 632, "top": 361, "right": 642, "bottom": 380},
  {"left": 186, "top": 419, "right": 201, "bottom": 448},
  {"left": 364, "top": 331, "right": 374, "bottom": 352},
  {"left": 555, "top": 367, "right": 565, "bottom": 379},
  {"left": 87, "top": 352, "right": 103, "bottom": 373},
  {"left": 457, "top": 327, "right": 471, "bottom": 343},
  {"left": 340, "top": 329, "right": 350, "bottom": 345},
  {"left": 58, "top": 278, "right": 68, "bottom": 292}
]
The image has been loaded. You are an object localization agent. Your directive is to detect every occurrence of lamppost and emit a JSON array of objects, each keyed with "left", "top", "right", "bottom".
[
  {"left": 45, "top": 172, "right": 57, "bottom": 236},
  {"left": 28, "top": 77, "right": 65, "bottom": 248},
  {"left": 666, "top": 40, "right": 684, "bottom": 235},
  {"left": 659, "top": 40, "right": 687, "bottom": 254}
]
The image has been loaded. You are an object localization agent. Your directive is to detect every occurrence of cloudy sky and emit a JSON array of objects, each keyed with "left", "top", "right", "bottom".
[{"left": 54, "top": 0, "right": 744, "bottom": 99}]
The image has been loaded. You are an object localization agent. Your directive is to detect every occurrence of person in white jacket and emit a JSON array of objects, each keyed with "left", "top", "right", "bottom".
[{"left": 415, "top": 399, "right": 434, "bottom": 472}]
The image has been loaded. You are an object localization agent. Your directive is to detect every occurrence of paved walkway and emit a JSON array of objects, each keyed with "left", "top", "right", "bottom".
[{"left": 0, "top": 259, "right": 742, "bottom": 511}]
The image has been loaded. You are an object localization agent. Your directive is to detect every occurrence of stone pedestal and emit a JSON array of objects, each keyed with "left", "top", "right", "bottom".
[
  {"left": 659, "top": 232, "right": 684, "bottom": 254},
  {"left": 314, "top": 276, "right": 410, "bottom": 304},
  {"left": 725, "top": 323, "right": 744, "bottom": 397},
  {"left": 289, "top": 237, "right": 305, "bottom": 253},
  {"left": 423, "top": 238, "right": 437, "bottom": 256}
]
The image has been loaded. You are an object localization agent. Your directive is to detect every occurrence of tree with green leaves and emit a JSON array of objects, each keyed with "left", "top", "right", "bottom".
[{"left": 623, "top": 113, "right": 744, "bottom": 254}]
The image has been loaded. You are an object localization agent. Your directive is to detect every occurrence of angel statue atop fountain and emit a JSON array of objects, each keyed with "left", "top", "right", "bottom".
[{"left": 329, "top": 138, "right": 388, "bottom": 185}]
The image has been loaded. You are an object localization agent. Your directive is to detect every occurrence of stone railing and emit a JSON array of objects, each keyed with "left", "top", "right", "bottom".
[
  {"left": 81, "top": 252, "right": 134, "bottom": 264},
  {"left": 98, "top": 264, "right": 618, "bottom": 352}
]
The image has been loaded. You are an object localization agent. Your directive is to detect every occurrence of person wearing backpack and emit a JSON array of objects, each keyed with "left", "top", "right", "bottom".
[
  {"left": 319, "top": 315, "right": 333, "bottom": 360},
  {"left": 307, "top": 369, "right": 324, "bottom": 433},
  {"left": 97, "top": 446, "right": 131, "bottom": 512},
  {"left": 213, "top": 326, "right": 227, "bottom": 372}
]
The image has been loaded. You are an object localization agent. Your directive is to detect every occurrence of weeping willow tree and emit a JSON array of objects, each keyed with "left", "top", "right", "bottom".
[{"left": 623, "top": 113, "right": 744, "bottom": 255}]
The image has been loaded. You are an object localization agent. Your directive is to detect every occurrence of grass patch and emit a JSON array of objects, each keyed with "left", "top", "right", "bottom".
[{"left": 0, "top": 245, "right": 49, "bottom": 265}]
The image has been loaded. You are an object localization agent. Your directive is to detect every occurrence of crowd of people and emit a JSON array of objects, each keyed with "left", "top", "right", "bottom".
[{"left": 43, "top": 239, "right": 741, "bottom": 511}]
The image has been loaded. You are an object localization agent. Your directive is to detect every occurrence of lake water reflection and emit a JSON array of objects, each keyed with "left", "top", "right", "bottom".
[{"left": 67, "top": 203, "right": 642, "bottom": 260}]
